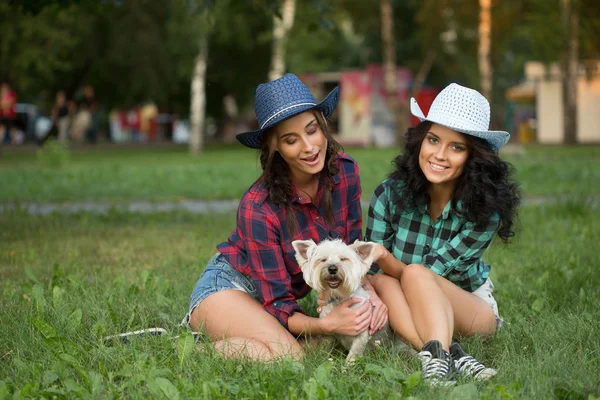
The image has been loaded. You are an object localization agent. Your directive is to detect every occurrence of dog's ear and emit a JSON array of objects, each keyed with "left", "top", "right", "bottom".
[
  {"left": 350, "top": 240, "right": 377, "bottom": 265},
  {"left": 292, "top": 239, "right": 316, "bottom": 265}
]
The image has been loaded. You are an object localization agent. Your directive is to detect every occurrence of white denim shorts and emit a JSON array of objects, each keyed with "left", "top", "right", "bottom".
[{"left": 472, "top": 278, "right": 503, "bottom": 329}]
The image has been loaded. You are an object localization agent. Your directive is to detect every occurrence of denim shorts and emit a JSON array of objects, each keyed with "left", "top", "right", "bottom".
[
  {"left": 472, "top": 278, "right": 504, "bottom": 329},
  {"left": 181, "top": 253, "right": 260, "bottom": 327}
]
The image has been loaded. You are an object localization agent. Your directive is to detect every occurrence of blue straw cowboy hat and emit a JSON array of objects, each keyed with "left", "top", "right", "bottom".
[
  {"left": 236, "top": 73, "right": 340, "bottom": 149},
  {"left": 410, "top": 83, "right": 510, "bottom": 150}
]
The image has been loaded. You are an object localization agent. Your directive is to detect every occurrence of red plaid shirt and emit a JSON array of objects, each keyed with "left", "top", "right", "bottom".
[{"left": 217, "top": 153, "right": 363, "bottom": 328}]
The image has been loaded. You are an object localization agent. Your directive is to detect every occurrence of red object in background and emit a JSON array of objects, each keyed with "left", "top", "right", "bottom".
[
  {"left": 148, "top": 116, "right": 158, "bottom": 141},
  {"left": 410, "top": 88, "right": 439, "bottom": 127}
]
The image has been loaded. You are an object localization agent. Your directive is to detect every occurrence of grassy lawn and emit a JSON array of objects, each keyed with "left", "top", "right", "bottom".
[
  {"left": 0, "top": 145, "right": 599, "bottom": 398},
  {"left": 0, "top": 144, "right": 598, "bottom": 203}
]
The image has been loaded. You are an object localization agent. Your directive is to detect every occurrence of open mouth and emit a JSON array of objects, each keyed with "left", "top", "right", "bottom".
[
  {"left": 325, "top": 276, "right": 341, "bottom": 289},
  {"left": 302, "top": 152, "right": 320, "bottom": 166}
]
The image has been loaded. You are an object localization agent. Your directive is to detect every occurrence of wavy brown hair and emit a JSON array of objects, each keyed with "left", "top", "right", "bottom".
[
  {"left": 258, "top": 111, "right": 342, "bottom": 236},
  {"left": 390, "top": 121, "right": 520, "bottom": 242}
]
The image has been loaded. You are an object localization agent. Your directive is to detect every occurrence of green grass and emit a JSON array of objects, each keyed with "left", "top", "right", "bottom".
[
  {"left": 1, "top": 201, "right": 599, "bottom": 399},
  {"left": 0, "top": 144, "right": 598, "bottom": 203},
  {"left": 1, "top": 145, "right": 599, "bottom": 398}
]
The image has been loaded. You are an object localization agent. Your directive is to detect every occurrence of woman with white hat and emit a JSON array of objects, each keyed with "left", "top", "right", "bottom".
[
  {"left": 182, "top": 74, "right": 388, "bottom": 361},
  {"left": 366, "top": 83, "right": 520, "bottom": 386}
]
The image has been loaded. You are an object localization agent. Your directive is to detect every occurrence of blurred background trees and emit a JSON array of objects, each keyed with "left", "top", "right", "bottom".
[{"left": 0, "top": 0, "right": 598, "bottom": 146}]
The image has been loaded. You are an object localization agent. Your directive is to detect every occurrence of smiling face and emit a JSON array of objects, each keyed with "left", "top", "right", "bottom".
[
  {"left": 271, "top": 111, "right": 328, "bottom": 183},
  {"left": 418, "top": 123, "right": 470, "bottom": 189}
]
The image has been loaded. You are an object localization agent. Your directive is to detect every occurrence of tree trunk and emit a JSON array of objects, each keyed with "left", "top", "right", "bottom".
[
  {"left": 561, "top": 0, "right": 578, "bottom": 145},
  {"left": 268, "top": 0, "right": 296, "bottom": 82},
  {"left": 411, "top": 49, "right": 436, "bottom": 98},
  {"left": 381, "top": 0, "right": 406, "bottom": 144},
  {"left": 189, "top": 36, "right": 208, "bottom": 155},
  {"left": 478, "top": 0, "right": 492, "bottom": 100}
]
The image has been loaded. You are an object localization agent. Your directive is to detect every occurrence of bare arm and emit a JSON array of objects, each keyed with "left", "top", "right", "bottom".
[{"left": 373, "top": 243, "right": 408, "bottom": 280}]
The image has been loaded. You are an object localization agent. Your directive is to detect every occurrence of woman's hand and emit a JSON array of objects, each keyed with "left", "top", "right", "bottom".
[
  {"left": 362, "top": 277, "right": 388, "bottom": 335},
  {"left": 372, "top": 243, "right": 391, "bottom": 262},
  {"left": 316, "top": 292, "right": 326, "bottom": 314},
  {"left": 366, "top": 290, "right": 388, "bottom": 335},
  {"left": 321, "top": 297, "right": 371, "bottom": 336}
]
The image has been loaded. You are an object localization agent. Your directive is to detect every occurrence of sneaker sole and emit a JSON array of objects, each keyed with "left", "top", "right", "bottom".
[{"left": 103, "top": 329, "right": 206, "bottom": 345}]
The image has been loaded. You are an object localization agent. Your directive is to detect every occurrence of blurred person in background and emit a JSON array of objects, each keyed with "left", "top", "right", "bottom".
[
  {"left": 52, "top": 90, "right": 73, "bottom": 142},
  {"left": 0, "top": 82, "right": 17, "bottom": 145}
]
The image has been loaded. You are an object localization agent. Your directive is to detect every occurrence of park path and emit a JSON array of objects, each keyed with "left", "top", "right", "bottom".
[{"left": 0, "top": 195, "right": 597, "bottom": 215}]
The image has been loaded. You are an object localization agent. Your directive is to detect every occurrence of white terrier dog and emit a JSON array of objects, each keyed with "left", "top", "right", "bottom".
[{"left": 292, "top": 238, "right": 395, "bottom": 363}]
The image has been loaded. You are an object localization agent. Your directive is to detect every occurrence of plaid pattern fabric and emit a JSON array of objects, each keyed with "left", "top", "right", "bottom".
[
  {"left": 217, "top": 153, "right": 362, "bottom": 328},
  {"left": 366, "top": 179, "right": 499, "bottom": 292}
]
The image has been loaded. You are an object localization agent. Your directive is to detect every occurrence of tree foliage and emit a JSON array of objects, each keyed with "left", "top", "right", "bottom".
[{"left": 0, "top": 0, "right": 597, "bottom": 122}]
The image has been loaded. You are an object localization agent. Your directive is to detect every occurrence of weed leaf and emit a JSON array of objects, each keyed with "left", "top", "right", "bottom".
[
  {"left": 156, "top": 377, "right": 180, "bottom": 400},
  {"left": 30, "top": 317, "right": 57, "bottom": 339},
  {"left": 42, "top": 371, "right": 59, "bottom": 386},
  {"left": 68, "top": 308, "right": 83, "bottom": 328},
  {"left": 448, "top": 383, "right": 479, "bottom": 400},
  {"left": 176, "top": 331, "right": 194, "bottom": 368},
  {"left": 24, "top": 267, "right": 40, "bottom": 284}
]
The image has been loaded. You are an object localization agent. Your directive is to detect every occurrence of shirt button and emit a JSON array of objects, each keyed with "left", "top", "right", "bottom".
[
  {"left": 315, "top": 216, "right": 320, "bottom": 220},
  {"left": 298, "top": 197, "right": 303, "bottom": 200},
  {"left": 423, "top": 245, "right": 430, "bottom": 253}
]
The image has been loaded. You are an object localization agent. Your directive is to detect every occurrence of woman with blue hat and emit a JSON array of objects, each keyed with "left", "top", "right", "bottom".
[
  {"left": 365, "top": 83, "right": 520, "bottom": 385},
  {"left": 183, "top": 74, "right": 388, "bottom": 360}
]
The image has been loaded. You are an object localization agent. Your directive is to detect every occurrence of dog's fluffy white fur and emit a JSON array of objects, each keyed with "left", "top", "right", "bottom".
[{"left": 292, "top": 238, "right": 395, "bottom": 363}]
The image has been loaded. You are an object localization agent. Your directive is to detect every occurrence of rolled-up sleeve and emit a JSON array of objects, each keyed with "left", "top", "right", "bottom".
[
  {"left": 366, "top": 184, "right": 395, "bottom": 274},
  {"left": 366, "top": 184, "right": 394, "bottom": 250},
  {"left": 238, "top": 201, "right": 304, "bottom": 328},
  {"left": 424, "top": 214, "right": 500, "bottom": 276}
]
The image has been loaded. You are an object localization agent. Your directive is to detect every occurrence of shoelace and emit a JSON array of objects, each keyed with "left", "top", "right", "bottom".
[
  {"left": 454, "top": 355, "right": 486, "bottom": 377},
  {"left": 420, "top": 353, "right": 450, "bottom": 379}
]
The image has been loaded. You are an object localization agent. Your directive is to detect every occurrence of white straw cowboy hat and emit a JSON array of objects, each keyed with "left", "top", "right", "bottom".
[
  {"left": 410, "top": 83, "right": 510, "bottom": 150},
  {"left": 236, "top": 73, "right": 339, "bottom": 149}
]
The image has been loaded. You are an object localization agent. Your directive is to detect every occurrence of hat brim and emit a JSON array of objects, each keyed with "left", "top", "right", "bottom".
[
  {"left": 410, "top": 97, "right": 510, "bottom": 150},
  {"left": 236, "top": 86, "right": 340, "bottom": 149}
]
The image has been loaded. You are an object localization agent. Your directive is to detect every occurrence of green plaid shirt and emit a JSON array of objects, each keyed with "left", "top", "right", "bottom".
[{"left": 366, "top": 179, "right": 500, "bottom": 292}]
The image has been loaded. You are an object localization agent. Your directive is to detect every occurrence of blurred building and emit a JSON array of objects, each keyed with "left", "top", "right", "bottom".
[{"left": 506, "top": 61, "right": 600, "bottom": 144}]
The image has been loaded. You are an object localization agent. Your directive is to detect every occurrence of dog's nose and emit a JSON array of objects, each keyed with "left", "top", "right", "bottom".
[{"left": 328, "top": 265, "right": 338, "bottom": 275}]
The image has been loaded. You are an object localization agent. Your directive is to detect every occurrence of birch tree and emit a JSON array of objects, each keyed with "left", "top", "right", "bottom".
[
  {"left": 478, "top": 0, "right": 492, "bottom": 100},
  {"left": 189, "top": 5, "right": 213, "bottom": 156},
  {"left": 269, "top": 0, "right": 296, "bottom": 82}
]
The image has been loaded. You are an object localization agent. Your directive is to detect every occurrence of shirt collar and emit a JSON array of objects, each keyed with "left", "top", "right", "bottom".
[{"left": 417, "top": 198, "right": 460, "bottom": 220}]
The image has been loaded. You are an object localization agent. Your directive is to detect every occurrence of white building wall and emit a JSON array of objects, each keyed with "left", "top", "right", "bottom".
[
  {"left": 577, "top": 78, "right": 600, "bottom": 143},
  {"left": 537, "top": 81, "right": 563, "bottom": 144}
]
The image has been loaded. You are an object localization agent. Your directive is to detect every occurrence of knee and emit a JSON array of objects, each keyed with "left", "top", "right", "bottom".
[
  {"left": 370, "top": 273, "right": 400, "bottom": 291},
  {"left": 400, "top": 263, "right": 432, "bottom": 285}
]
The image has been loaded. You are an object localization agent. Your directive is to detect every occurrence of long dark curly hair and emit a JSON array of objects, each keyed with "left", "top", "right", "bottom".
[
  {"left": 258, "top": 111, "right": 342, "bottom": 236},
  {"left": 390, "top": 121, "right": 520, "bottom": 242}
]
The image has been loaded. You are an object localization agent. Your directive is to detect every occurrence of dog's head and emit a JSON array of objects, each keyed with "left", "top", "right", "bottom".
[{"left": 292, "top": 238, "right": 377, "bottom": 299}]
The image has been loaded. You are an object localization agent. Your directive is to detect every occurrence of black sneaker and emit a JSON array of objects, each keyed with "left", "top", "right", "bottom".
[
  {"left": 450, "top": 342, "right": 497, "bottom": 381},
  {"left": 418, "top": 340, "right": 456, "bottom": 387}
]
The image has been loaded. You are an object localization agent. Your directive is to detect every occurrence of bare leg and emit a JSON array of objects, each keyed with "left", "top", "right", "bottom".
[
  {"left": 372, "top": 265, "right": 496, "bottom": 352},
  {"left": 190, "top": 290, "right": 304, "bottom": 361},
  {"left": 370, "top": 273, "right": 424, "bottom": 349},
  {"left": 401, "top": 264, "right": 454, "bottom": 351},
  {"left": 432, "top": 272, "right": 496, "bottom": 336}
]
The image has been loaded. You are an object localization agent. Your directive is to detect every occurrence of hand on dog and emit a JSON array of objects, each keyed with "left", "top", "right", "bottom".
[
  {"left": 323, "top": 297, "right": 371, "bottom": 336},
  {"left": 367, "top": 292, "right": 388, "bottom": 335}
]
